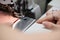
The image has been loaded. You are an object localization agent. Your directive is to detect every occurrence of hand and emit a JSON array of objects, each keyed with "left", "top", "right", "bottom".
[{"left": 36, "top": 10, "right": 60, "bottom": 31}]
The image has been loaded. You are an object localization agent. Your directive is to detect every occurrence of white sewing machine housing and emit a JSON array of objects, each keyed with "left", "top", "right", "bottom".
[{"left": 28, "top": 0, "right": 41, "bottom": 19}]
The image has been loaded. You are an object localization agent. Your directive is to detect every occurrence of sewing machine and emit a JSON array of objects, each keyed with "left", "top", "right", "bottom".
[{"left": 0, "top": 0, "right": 41, "bottom": 31}]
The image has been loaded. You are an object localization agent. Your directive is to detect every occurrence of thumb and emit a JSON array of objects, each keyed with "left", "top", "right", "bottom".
[{"left": 42, "top": 21, "right": 56, "bottom": 30}]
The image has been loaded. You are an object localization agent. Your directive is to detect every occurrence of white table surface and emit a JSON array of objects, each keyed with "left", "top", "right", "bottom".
[
  {"left": 48, "top": 0, "right": 60, "bottom": 8},
  {"left": 25, "top": 7, "right": 60, "bottom": 33}
]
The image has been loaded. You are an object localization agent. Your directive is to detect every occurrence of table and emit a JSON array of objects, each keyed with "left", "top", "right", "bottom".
[{"left": 48, "top": 0, "right": 60, "bottom": 8}]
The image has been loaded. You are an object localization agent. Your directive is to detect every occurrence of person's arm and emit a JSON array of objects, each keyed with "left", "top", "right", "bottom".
[
  {"left": 0, "top": 24, "right": 60, "bottom": 40},
  {"left": 1, "top": 10, "right": 60, "bottom": 40}
]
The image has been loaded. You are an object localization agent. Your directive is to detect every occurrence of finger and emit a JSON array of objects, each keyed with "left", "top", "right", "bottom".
[
  {"left": 36, "top": 10, "right": 54, "bottom": 24},
  {"left": 42, "top": 21, "right": 57, "bottom": 30},
  {"left": 36, "top": 15, "right": 53, "bottom": 24}
]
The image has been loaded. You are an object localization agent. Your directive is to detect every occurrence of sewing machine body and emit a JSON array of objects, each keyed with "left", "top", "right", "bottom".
[{"left": 0, "top": 0, "right": 41, "bottom": 31}]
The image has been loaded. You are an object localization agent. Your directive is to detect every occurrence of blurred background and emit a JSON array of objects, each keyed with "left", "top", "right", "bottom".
[{"left": 34, "top": 0, "right": 52, "bottom": 14}]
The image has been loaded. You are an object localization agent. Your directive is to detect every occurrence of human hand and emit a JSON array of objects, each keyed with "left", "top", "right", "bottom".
[{"left": 36, "top": 10, "right": 60, "bottom": 30}]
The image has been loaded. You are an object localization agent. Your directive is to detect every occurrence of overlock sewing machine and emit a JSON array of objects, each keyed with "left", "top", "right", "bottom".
[{"left": 0, "top": 0, "right": 41, "bottom": 31}]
